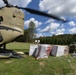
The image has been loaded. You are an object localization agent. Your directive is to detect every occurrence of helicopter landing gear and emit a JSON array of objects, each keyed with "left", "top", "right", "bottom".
[
  {"left": 0, "top": 44, "right": 23, "bottom": 59},
  {"left": 3, "top": 44, "right": 6, "bottom": 49}
]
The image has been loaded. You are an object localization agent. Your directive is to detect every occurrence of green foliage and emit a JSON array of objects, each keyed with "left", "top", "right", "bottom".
[
  {"left": 16, "top": 30, "right": 76, "bottom": 45},
  {"left": 16, "top": 21, "right": 37, "bottom": 43},
  {"left": 38, "top": 34, "right": 76, "bottom": 45}
]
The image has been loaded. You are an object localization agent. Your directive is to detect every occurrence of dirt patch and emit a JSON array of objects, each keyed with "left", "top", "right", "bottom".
[
  {"left": 5, "top": 60, "right": 12, "bottom": 64},
  {"left": 39, "top": 62, "right": 46, "bottom": 67}
]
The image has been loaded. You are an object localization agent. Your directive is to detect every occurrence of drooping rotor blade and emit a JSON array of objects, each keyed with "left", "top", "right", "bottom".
[
  {"left": 3, "top": 0, "right": 9, "bottom": 5},
  {"left": 0, "top": 7, "right": 4, "bottom": 9},
  {"left": 17, "top": 7, "right": 67, "bottom": 22},
  {"left": 2, "top": 0, "right": 13, "bottom": 7},
  {"left": 2, "top": 0, "right": 67, "bottom": 22}
]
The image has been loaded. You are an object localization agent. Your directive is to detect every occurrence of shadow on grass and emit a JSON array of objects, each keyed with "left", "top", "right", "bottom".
[
  {"left": 9, "top": 49, "right": 28, "bottom": 51},
  {"left": 11, "top": 49, "right": 29, "bottom": 55},
  {"left": 24, "top": 52, "right": 29, "bottom": 55}
]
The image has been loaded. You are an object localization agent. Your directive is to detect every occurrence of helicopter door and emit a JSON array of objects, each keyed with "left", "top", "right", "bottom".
[{"left": 0, "top": 32, "right": 3, "bottom": 42}]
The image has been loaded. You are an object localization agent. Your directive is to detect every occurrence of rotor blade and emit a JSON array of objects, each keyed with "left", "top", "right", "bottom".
[
  {"left": 17, "top": 7, "right": 67, "bottom": 22},
  {"left": 3, "top": 0, "right": 9, "bottom": 5},
  {"left": 0, "top": 7, "right": 4, "bottom": 9},
  {"left": 1, "top": 1, "right": 67, "bottom": 22}
]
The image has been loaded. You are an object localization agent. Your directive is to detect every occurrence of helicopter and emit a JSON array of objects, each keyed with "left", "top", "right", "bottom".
[{"left": 0, "top": 0, "right": 67, "bottom": 50}]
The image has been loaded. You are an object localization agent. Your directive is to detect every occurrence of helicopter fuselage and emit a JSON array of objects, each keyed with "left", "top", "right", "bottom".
[{"left": 0, "top": 7, "right": 24, "bottom": 46}]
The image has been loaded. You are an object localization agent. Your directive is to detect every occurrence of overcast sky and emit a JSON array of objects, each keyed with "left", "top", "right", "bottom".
[{"left": 0, "top": 0, "right": 76, "bottom": 37}]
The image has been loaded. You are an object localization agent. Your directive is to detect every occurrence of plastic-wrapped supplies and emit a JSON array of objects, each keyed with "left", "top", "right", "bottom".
[
  {"left": 29, "top": 44, "right": 69, "bottom": 59},
  {"left": 29, "top": 44, "right": 38, "bottom": 56},
  {"left": 29, "top": 44, "right": 52, "bottom": 59},
  {"left": 51, "top": 45, "right": 69, "bottom": 56},
  {"left": 36, "top": 44, "right": 52, "bottom": 59}
]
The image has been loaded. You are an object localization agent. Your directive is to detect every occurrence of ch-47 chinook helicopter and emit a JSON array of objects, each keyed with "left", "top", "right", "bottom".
[{"left": 0, "top": 0, "right": 67, "bottom": 58}]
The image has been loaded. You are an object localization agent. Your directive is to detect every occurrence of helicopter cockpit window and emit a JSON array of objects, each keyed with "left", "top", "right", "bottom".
[{"left": 0, "top": 16, "right": 3, "bottom": 24}]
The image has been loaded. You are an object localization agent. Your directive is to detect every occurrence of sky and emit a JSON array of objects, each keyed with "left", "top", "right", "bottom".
[{"left": 0, "top": 0, "right": 76, "bottom": 37}]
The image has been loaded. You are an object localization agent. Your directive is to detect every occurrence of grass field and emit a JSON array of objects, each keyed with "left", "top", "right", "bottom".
[{"left": 0, "top": 42, "right": 76, "bottom": 75}]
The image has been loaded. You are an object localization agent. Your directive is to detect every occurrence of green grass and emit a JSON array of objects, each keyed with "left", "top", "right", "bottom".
[
  {"left": 0, "top": 42, "right": 76, "bottom": 75},
  {"left": 6, "top": 42, "right": 30, "bottom": 52}
]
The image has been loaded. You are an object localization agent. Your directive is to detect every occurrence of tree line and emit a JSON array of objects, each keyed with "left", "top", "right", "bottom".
[
  {"left": 15, "top": 21, "right": 76, "bottom": 45},
  {"left": 16, "top": 32, "right": 76, "bottom": 45},
  {"left": 37, "top": 34, "right": 76, "bottom": 45}
]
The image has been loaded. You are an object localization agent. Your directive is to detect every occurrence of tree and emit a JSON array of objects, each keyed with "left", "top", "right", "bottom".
[
  {"left": 16, "top": 21, "right": 37, "bottom": 43},
  {"left": 24, "top": 29, "right": 29, "bottom": 42},
  {"left": 28, "top": 21, "right": 36, "bottom": 42}
]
